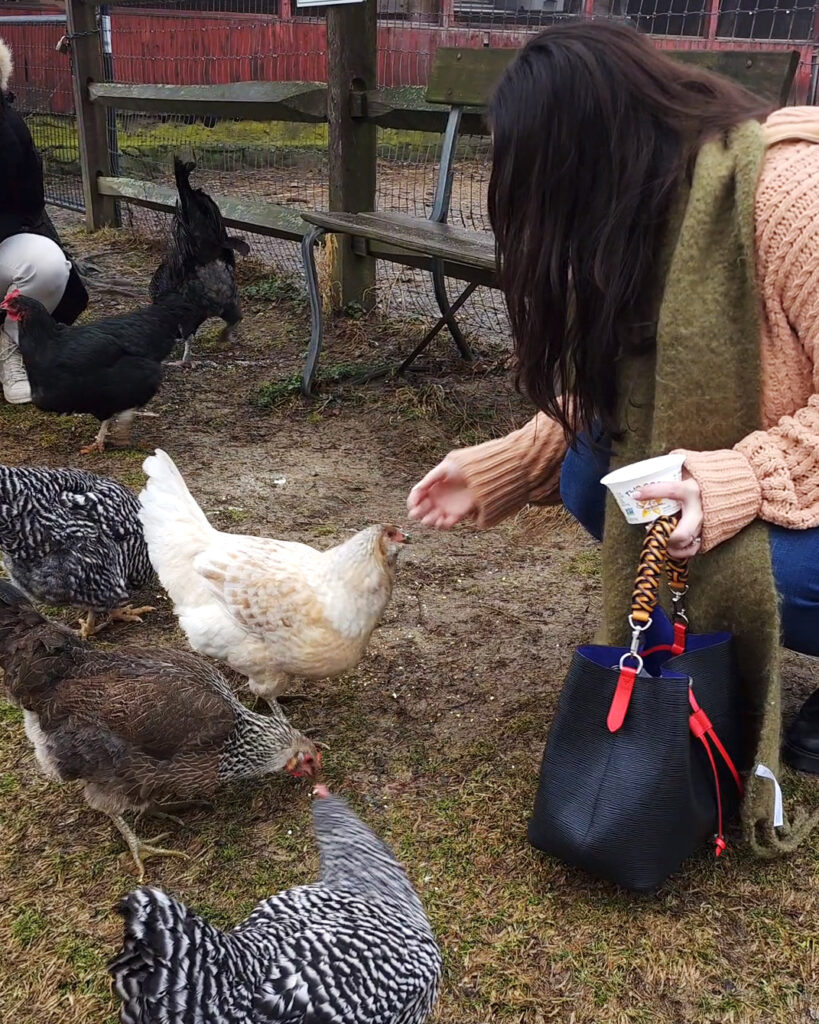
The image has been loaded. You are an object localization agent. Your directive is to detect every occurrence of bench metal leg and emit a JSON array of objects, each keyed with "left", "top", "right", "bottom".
[
  {"left": 432, "top": 259, "right": 473, "bottom": 361},
  {"left": 398, "top": 280, "right": 479, "bottom": 374},
  {"left": 301, "top": 225, "right": 328, "bottom": 395}
]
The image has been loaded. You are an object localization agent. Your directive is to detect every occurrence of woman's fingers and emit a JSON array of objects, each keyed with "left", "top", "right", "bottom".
[
  {"left": 668, "top": 534, "right": 702, "bottom": 559},
  {"left": 634, "top": 480, "right": 694, "bottom": 504},
  {"left": 407, "top": 462, "right": 452, "bottom": 515},
  {"left": 635, "top": 476, "right": 703, "bottom": 559},
  {"left": 408, "top": 495, "right": 434, "bottom": 521},
  {"left": 669, "top": 503, "right": 703, "bottom": 550}
]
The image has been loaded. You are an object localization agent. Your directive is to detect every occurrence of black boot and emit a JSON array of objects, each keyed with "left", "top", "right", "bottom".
[{"left": 783, "top": 689, "right": 819, "bottom": 775}]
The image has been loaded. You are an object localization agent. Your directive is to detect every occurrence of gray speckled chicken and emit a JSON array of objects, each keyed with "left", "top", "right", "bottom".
[
  {"left": 0, "top": 580, "right": 320, "bottom": 879},
  {"left": 0, "top": 464, "right": 153, "bottom": 637},
  {"left": 110, "top": 784, "right": 442, "bottom": 1024}
]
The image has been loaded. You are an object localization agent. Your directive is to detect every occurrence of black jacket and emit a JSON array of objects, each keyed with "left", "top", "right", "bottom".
[{"left": 0, "top": 90, "right": 87, "bottom": 325}]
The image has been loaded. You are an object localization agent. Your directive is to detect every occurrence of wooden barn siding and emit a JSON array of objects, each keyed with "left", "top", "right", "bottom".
[{"left": 3, "top": 9, "right": 815, "bottom": 114}]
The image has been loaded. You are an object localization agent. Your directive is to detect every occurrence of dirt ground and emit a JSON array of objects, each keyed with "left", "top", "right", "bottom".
[{"left": 1, "top": 212, "right": 818, "bottom": 1024}]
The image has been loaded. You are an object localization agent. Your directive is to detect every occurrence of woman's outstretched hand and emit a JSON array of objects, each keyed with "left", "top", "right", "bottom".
[
  {"left": 407, "top": 457, "right": 476, "bottom": 530},
  {"left": 634, "top": 473, "right": 703, "bottom": 559}
]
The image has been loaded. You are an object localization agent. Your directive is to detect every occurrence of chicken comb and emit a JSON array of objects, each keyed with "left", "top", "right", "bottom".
[{"left": 1, "top": 288, "right": 21, "bottom": 307}]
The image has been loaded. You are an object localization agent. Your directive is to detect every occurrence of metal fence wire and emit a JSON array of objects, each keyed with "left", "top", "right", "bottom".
[{"left": 1, "top": 2, "right": 817, "bottom": 342}]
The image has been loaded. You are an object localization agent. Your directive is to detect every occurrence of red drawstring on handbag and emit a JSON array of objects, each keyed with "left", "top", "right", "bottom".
[{"left": 688, "top": 688, "right": 744, "bottom": 857}]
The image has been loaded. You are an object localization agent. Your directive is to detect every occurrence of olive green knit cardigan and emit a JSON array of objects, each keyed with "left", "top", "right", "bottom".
[{"left": 601, "top": 120, "right": 819, "bottom": 856}]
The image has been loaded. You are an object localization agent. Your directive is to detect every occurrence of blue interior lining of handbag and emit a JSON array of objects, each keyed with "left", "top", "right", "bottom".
[{"left": 577, "top": 607, "right": 732, "bottom": 678}]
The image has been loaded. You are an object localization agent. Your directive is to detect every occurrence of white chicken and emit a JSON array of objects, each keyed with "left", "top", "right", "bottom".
[{"left": 138, "top": 450, "right": 409, "bottom": 706}]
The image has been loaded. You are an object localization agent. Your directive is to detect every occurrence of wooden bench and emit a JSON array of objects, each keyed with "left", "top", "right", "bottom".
[{"left": 300, "top": 45, "right": 800, "bottom": 395}]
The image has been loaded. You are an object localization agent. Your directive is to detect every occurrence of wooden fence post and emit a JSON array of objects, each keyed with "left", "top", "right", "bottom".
[
  {"left": 66, "top": 0, "right": 117, "bottom": 230},
  {"left": 326, "top": 0, "right": 377, "bottom": 310}
]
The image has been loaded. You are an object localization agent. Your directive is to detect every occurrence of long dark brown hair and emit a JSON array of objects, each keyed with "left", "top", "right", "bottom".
[{"left": 487, "top": 21, "right": 771, "bottom": 441}]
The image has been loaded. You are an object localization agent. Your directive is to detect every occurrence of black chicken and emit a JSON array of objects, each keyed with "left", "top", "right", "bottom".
[
  {"left": 0, "top": 289, "right": 203, "bottom": 454},
  {"left": 149, "top": 157, "right": 249, "bottom": 367}
]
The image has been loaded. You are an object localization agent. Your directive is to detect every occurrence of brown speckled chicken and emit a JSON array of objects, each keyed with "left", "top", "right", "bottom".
[
  {"left": 138, "top": 449, "right": 409, "bottom": 707},
  {"left": 0, "top": 580, "right": 319, "bottom": 879}
]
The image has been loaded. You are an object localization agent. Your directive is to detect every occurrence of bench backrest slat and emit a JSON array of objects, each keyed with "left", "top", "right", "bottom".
[
  {"left": 425, "top": 48, "right": 516, "bottom": 108},
  {"left": 424, "top": 45, "right": 800, "bottom": 110}
]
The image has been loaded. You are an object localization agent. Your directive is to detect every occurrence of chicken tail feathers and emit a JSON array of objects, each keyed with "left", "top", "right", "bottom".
[
  {"left": 0, "top": 579, "right": 47, "bottom": 637},
  {"left": 139, "top": 449, "right": 215, "bottom": 608},
  {"left": 140, "top": 449, "right": 211, "bottom": 532},
  {"left": 110, "top": 886, "right": 228, "bottom": 1024}
]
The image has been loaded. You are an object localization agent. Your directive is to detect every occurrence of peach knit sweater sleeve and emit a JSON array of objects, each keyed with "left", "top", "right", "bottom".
[
  {"left": 678, "top": 123, "right": 819, "bottom": 550},
  {"left": 447, "top": 410, "right": 568, "bottom": 528},
  {"left": 447, "top": 112, "right": 819, "bottom": 541}
]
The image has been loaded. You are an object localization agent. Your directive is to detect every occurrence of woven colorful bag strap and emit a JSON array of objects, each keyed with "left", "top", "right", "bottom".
[
  {"left": 608, "top": 515, "right": 686, "bottom": 732},
  {"left": 629, "top": 515, "right": 677, "bottom": 625}
]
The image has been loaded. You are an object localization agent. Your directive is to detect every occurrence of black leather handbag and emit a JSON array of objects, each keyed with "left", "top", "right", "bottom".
[{"left": 528, "top": 517, "right": 744, "bottom": 893}]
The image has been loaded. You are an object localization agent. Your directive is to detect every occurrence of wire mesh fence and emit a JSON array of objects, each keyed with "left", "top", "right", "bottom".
[
  {"left": 1, "top": 2, "right": 817, "bottom": 343},
  {"left": 0, "top": 13, "right": 81, "bottom": 210}
]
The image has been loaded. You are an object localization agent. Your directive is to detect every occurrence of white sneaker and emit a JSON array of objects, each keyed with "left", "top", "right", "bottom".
[{"left": 0, "top": 331, "right": 31, "bottom": 404}]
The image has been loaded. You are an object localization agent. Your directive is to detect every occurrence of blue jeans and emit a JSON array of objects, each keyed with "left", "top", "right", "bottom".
[{"left": 559, "top": 431, "right": 819, "bottom": 657}]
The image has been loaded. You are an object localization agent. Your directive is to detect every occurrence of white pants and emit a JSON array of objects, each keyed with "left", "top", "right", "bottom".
[{"left": 0, "top": 232, "right": 71, "bottom": 345}]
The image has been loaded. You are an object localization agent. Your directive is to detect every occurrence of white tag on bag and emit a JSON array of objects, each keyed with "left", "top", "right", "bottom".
[{"left": 754, "top": 764, "right": 785, "bottom": 828}]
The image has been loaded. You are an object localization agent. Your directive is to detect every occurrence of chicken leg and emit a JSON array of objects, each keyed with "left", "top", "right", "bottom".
[
  {"left": 110, "top": 814, "right": 190, "bottom": 883},
  {"left": 166, "top": 334, "right": 196, "bottom": 369},
  {"left": 79, "top": 418, "right": 111, "bottom": 456},
  {"left": 76, "top": 611, "right": 98, "bottom": 640},
  {"left": 248, "top": 672, "right": 290, "bottom": 709}
]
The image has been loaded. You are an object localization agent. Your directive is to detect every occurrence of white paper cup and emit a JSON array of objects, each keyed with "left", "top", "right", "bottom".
[{"left": 600, "top": 453, "right": 686, "bottom": 525}]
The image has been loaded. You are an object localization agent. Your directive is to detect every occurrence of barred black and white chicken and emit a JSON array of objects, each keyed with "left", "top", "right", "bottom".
[
  {"left": 149, "top": 157, "right": 249, "bottom": 367},
  {"left": 110, "top": 784, "right": 442, "bottom": 1024},
  {"left": 0, "top": 464, "right": 153, "bottom": 637},
  {"left": 0, "top": 580, "right": 320, "bottom": 880}
]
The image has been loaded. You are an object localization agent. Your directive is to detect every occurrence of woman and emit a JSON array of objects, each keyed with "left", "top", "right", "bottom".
[
  {"left": 0, "top": 38, "right": 87, "bottom": 404},
  {"left": 407, "top": 23, "right": 819, "bottom": 778}
]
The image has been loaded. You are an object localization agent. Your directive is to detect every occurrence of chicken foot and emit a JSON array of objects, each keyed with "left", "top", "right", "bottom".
[
  {"left": 79, "top": 409, "right": 139, "bottom": 455},
  {"left": 110, "top": 814, "right": 190, "bottom": 883},
  {"left": 108, "top": 604, "right": 157, "bottom": 625},
  {"left": 76, "top": 604, "right": 156, "bottom": 639}
]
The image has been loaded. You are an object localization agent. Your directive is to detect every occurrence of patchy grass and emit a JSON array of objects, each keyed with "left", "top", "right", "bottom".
[
  {"left": 253, "top": 361, "right": 384, "bottom": 409},
  {"left": 244, "top": 274, "right": 306, "bottom": 305},
  {"left": 1, "top": 212, "right": 817, "bottom": 1024},
  {"left": 567, "top": 549, "right": 602, "bottom": 579}
]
